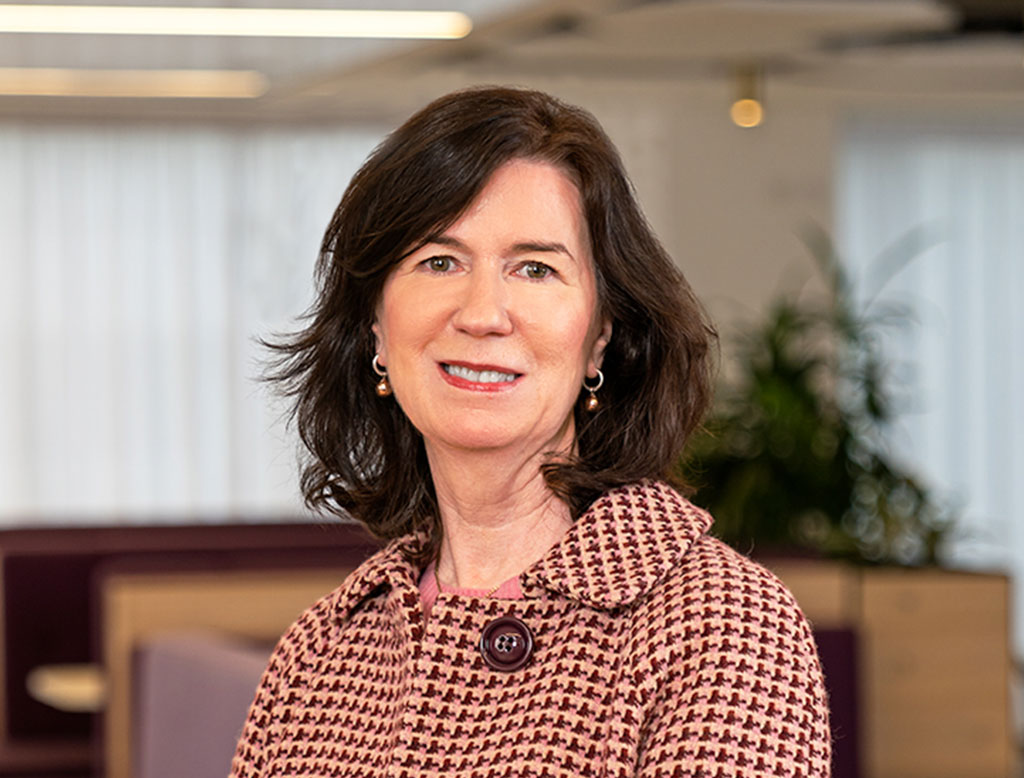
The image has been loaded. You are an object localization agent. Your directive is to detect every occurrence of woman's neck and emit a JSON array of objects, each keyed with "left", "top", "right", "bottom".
[{"left": 426, "top": 442, "right": 574, "bottom": 591}]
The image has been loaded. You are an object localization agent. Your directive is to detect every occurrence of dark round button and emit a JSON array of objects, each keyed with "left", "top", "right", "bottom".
[{"left": 479, "top": 615, "right": 534, "bottom": 672}]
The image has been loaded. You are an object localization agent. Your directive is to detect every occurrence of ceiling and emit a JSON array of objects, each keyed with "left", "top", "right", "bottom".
[{"left": 1, "top": 0, "right": 1021, "bottom": 121}]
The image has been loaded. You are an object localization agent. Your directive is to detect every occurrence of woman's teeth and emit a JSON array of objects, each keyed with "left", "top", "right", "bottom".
[{"left": 444, "top": 364, "right": 517, "bottom": 383}]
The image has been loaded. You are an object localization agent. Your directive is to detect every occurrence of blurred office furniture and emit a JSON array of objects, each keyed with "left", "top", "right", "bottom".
[
  {"left": 98, "top": 561, "right": 357, "bottom": 778},
  {"left": 133, "top": 633, "right": 270, "bottom": 778},
  {"left": 0, "top": 522, "right": 377, "bottom": 777},
  {"left": 774, "top": 561, "right": 1014, "bottom": 778},
  {"left": 1, "top": 523, "right": 1014, "bottom": 778}
]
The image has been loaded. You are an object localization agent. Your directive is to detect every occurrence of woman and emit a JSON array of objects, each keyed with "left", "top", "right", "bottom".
[{"left": 232, "top": 87, "right": 831, "bottom": 777}]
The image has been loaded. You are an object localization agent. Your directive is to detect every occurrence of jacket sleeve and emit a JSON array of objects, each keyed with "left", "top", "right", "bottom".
[
  {"left": 229, "top": 604, "right": 320, "bottom": 778},
  {"left": 633, "top": 542, "right": 832, "bottom": 777},
  {"left": 229, "top": 636, "right": 288, "bottom": 778}
]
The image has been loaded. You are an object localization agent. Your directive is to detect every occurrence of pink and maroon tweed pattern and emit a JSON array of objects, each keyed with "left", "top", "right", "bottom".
[{"left": 231, "top": 480, "right": 831, "bottom": 777}]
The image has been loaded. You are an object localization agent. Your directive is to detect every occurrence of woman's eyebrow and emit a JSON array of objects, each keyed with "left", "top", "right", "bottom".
[
  {"left": 510, "top": 240, "right": 574, "bottom": 259},
  {"left": 423, "top": 234, "right": 466, "bottom": 250},
  {"left": 422, "top": 235, "right": 575, "bottom": 260}
]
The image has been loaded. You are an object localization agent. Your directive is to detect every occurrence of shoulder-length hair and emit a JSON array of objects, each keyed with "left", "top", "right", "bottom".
[{"left": 268, "top": 86, "right": 716, "bottom": 557}]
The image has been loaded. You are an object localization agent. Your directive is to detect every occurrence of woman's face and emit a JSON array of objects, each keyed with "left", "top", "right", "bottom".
[{"left": 373, "top": 158, "right": 612, "bottom": 460}]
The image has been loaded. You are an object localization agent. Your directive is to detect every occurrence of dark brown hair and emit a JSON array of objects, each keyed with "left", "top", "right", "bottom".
[{"left": 268, "top": 86, "right": 716, "bottom": 554}]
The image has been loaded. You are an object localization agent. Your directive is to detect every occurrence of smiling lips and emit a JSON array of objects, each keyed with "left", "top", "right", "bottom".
[{"left": 441, "top": 362, "right": 521, "bottom": 391}]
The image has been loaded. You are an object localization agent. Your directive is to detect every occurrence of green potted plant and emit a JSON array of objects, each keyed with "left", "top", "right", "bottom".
[{"left": 681, "top": 226, "right": 953, "bottom": 565}]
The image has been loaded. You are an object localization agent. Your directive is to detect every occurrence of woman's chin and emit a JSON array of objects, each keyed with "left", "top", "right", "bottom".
[
  {"left": 426, "top": 426, "right": 524, "bottom": 454},
  {"left": 419, "top": 414, "right": 575, "bottom": 460}
]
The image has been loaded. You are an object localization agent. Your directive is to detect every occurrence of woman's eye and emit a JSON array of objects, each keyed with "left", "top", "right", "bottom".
[
  {"left": 424, "top": 256, "right": 454, "bottom": 273},
  {"left": 521, "top": 262, "right": 553, "bottom": 280}
]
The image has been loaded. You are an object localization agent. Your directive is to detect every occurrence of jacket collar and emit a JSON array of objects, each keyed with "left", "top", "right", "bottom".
[
  {"left": 520, "top": 480, "right": 713, "bottom": 609},
  {"left": 333, "top": 480, "right": 713, "bottom": 618}
]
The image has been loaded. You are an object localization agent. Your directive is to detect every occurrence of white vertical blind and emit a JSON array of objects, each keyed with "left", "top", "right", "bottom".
[
  {"left": 837, "top": 118, "right": 1024, "bottom": 644},
  {"left": 0, "top": 123, "right": 384, "bottom": 524}
]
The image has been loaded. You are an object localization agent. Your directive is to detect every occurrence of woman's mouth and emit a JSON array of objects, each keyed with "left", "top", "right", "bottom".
[{"left": 441, "top": 363, "right": 520, "bottom": 385}]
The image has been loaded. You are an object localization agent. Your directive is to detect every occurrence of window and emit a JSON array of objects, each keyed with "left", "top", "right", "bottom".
[
  {"left": 0, "top": 124, "right": 383, "bottom": 523},
  {"left": 838, "top": 116, "right": 1024, "bottom": 645}
]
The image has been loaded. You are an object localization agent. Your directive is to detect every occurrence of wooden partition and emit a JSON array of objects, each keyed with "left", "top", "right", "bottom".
[
  {"left": 771, "top": 561, "right": 1016, "bottom": 778},
  {"left": 100, "top": 567, "right": 355, "bottom": 778}
]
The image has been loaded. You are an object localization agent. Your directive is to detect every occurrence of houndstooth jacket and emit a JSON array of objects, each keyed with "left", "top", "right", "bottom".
[{"left": 230, "top": 480, "right": 831, "bottom": 777}]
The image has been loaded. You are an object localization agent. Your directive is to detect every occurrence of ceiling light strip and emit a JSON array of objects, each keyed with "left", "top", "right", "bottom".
[
  {"left": 0, "top": 68, "right": 269, "bottom": 98},
  {"left": 0, "top": 5, "right": 472, "bottom": 39}
]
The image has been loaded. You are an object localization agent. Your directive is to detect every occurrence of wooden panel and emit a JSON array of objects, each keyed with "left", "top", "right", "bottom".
[
  {"left": 102, "top": 567, "right": 353, "bottom": 778},
  {"left": 768, "top": 560, "right": 859, "bottom": 629},
  {"left": 863, "top": 570, "right": 1007, "bottom": 633},
  {"left": 861, "top": 570, "right": 1013, "bottom": 778}
]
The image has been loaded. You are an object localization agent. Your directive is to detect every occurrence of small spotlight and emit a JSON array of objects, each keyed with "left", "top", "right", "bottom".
[
  {"left": 730, "top": 98, "right": 763, "bottom": 128},
  {"left": 730, "top": 64, "right": 763, "bottom": 129}
]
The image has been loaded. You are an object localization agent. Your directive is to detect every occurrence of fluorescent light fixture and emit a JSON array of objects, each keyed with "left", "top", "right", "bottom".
[
  {"left": 0, "top": 5, "right": 472, "bottom": 39},
  {"left": 0, "top": 67, "right": 269, "bottom": 98}
]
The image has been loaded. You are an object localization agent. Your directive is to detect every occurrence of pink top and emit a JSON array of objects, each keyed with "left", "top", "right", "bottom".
[{"left": 419, "top": 561, "right": 523, "bottom": 617}]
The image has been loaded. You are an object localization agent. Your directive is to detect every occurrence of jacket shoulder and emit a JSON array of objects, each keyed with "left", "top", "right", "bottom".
[
  {"left": 277, "top": 540, "right": 399, "bottom": 654},
  {"left": 625, "top": 536, "right": 832, "bottom": 775},
  {"left": 630, "top": 534, "right": 820, "bottom": 664}
]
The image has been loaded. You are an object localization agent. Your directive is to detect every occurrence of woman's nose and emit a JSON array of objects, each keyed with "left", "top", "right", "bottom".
[{"left": 451, "top": 268, "right": 513, "bottom": 336}]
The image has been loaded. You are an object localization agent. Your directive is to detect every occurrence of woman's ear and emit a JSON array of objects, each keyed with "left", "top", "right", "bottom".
[
  {"left": 371, "top": 321, "right": 386, "bottom": 364},
  {"left": 588, "top": 318, "right": 613, "bottom": 376}
]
